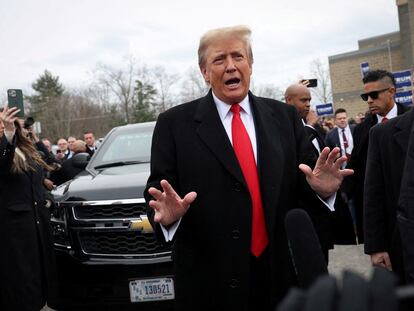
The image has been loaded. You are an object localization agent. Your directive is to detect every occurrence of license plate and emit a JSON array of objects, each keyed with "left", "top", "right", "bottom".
[{"left": 129, "top": 277, "right": 175, "bottom": 302}]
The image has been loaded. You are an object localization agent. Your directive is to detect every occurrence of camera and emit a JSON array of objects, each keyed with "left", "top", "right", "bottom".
[{"left": 23, "top": 117, "right": 35, "bottom": 129}]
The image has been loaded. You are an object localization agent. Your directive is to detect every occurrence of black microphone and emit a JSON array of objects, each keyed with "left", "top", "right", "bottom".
[{"left": 285, "top": 208, "right": 328, "bottom": 288}]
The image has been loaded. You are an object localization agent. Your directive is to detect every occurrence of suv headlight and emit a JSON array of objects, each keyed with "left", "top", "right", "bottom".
[{"left": 50, "top": 202, "right": 71, "bottom": 248}]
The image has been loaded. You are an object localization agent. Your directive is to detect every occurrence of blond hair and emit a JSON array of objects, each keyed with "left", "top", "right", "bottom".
[{"left": 198, "top": 25, "right": 253, "bottom": 68}]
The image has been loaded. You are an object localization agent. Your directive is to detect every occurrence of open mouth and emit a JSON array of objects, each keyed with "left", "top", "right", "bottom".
[{"left": 225, "top": 78, "right": 241, "bottom": 88}]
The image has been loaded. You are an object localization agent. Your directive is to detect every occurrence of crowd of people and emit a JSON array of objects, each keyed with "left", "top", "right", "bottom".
[{"left": 1, "top": 24, "right": 413, "bottom": 311}]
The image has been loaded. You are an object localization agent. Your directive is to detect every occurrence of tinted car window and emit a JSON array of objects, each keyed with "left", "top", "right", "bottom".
[{"left": 90, "top": 124, "right": 154, "bottom": 167}]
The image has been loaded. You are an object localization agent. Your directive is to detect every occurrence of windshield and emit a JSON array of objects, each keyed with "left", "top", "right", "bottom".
[{"left": 89, "top": 123, "right": 154, "bottom": 169}]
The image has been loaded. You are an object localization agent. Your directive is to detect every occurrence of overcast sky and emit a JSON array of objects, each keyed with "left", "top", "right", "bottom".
[{"left": 0, "top": 0, "right": 399, "bottom": 97}]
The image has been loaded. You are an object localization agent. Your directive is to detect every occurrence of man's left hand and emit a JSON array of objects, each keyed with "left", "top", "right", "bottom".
[{"left": 299, "top": 147, "right": 354, "bottom": 198}]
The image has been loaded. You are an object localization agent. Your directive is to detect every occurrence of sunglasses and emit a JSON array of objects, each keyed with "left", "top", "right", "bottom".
[{"left": 360, "top": 88, "right": 390, "bottom": 101}]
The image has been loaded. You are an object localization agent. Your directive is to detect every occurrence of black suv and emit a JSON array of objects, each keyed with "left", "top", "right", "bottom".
[{"left": 50, "top": 122, "right": 174, "bottom": 310}]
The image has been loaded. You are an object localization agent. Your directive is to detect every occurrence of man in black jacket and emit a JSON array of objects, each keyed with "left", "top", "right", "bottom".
[
  {"left": 50, "top": 140, "right": 87, "bottom": 186},
  {"left": 285, "top": 84, "right": 355, "bottom": 262},
  {"left": 343, "top": 69, "right": 409, "bottom": 245},
  {"left": 145, "top": 25, "right": 353, "bottom": 311},
  {"left": 365, "top": 107, "right": 414, "bottom": 284}
]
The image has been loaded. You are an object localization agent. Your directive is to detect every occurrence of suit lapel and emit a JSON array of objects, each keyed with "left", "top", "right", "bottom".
[
  {"left": 250, "top": 94, "right": 283, "bottom": 218},
  {"left": 194, "top": 91, "right": 246, "bottom": 185}
]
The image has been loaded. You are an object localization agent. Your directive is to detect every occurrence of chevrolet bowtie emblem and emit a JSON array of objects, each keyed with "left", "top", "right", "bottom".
[{"left": 129, "top": 215, "right": 154, "bottom": 233}]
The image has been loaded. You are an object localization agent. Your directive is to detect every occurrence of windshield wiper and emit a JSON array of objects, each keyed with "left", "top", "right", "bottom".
[{"left": 93, "top": 161, "right": 147, "bottom": 170}]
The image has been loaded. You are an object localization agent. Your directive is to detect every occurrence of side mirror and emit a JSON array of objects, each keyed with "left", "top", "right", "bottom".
[{"left": 72, "top": 152, "right": 90, "bottom": 169}]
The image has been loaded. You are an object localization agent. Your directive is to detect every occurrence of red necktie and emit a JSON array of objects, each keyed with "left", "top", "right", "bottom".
[
  {"left": 381, "top": 117, "right": 388, "bottom": 123},
  {"left": 341, "top": 129, "right": 351, "bottom": 160},
  {"left": 231, "top": 104, "right": 268, "bottom": 257}
]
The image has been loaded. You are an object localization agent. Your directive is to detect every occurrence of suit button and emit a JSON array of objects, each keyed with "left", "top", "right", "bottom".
[
  {"left": 34, "top": 202, "right": 38, "bottom": 206},
  {"left": 231, "top": 229, "right": 240, "bottom": 240},
  {"left": 229, "top": 278, "right": 239, "bottom": 289},
  {"left": 233, "top": 183, "right": 242, "bottom": 191}
]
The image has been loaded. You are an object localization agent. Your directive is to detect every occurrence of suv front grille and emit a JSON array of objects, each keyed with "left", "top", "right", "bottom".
[
  {"left": 74, "top": 203, "right": 146, "bottom": 220},
  {"left": 79, "top": 231, "right": 170, "bottom": 255}
]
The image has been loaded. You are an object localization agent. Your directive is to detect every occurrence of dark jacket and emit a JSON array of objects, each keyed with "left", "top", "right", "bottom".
[
  {"left": 324, "top": 125, "right": 356, "bottom": 157},
  {"left": 365, "top": 107, "right": 414, "bottom": 283},
  {"left": 50, "top": 157, "right": 84, "bottom": 186},
  {"left": 304, "top": 125, "right": 355, "bottom": 251},
  {"left": 343, "top": 103, "right": 409, "bottom": 242},
  {"left": 145, "top": 91, "right": 333, "bottom": 311},
  {"left": 0, "top": 135, "right": 57, "bottom": 311},
  {"left": 397, "top": 108, "right": 414, "bottom": 284}
]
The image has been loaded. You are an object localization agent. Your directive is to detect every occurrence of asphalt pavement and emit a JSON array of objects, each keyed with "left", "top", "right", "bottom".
[
  {"left": 328, "top": 244, "right": 373, "bottom": 279},
  {"left": 41, "top": 244, "right": 372, "bottom": 311}
]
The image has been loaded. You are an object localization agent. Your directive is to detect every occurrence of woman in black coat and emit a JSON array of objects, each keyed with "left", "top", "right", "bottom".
[{"left": 0, "top": 106, "right": 56, "bottom": 311}]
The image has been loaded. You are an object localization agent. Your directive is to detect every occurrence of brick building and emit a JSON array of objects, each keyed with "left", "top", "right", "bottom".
[{"left": 328, "top": 0, "right": 414, "bottom": 119}]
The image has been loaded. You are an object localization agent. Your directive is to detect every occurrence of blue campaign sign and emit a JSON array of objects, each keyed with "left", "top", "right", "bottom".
[
  {"left": 316, "top": 103, "right": 334, "bottom": 116},
  {"left": 395, "top": 90, "right": 413, "bottom": 106},
  {"left": 360, "top": 62, "right": 369, "bottom": 77},
  {"left": 393, "top": 70, "right": 412, "bottom": 89}
]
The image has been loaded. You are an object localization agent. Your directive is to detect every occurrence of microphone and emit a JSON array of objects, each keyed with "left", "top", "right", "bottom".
[{"left": 285, "top": 208, "right": 328, "bottom": 288}]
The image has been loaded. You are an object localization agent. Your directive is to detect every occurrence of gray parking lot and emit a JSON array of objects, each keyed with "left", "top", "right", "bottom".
[{"left": 42, "top": 244, "right": 372, "bottom": 311}]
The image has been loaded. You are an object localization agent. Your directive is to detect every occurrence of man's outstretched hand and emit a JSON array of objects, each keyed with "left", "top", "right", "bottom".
[
  {"left": 299, "top": 147, "right": 354, "bottom": 198},
  {"left": 148, "top": 179, "right": 197, "bottom": 226}
]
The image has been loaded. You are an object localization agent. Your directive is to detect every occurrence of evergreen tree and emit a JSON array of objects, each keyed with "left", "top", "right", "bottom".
[
  {"left": 26, "top": 70, "right": 64, "bottom": 115},
  {"left": 132, "top": 80, "right": 157, "bottom": 123}
]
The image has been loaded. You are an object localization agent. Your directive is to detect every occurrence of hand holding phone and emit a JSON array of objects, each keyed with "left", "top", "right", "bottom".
[
  {"left": 7, "top": 89, "right": 24, "bottom": 118},
  {"left": 0, "top": 105, "right": 21, "bottom": 132},
  {"left": 300, "top": 79, "right": 318, "bottom": 88}
]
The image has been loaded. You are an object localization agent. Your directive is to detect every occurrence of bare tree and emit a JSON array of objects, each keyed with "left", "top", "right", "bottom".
[
  {"left": 152, "top": 66, "right": 180, "bottom": 113},
  {"left": 309, "top": 58, "right": 332, "bottom": 104},
  {"left": 251, "top": 82, "right": 284, "bottom": 101},
  {"left": 92, "top": 56, "right": 140, "bottom": 123},
  {"left": 180, "top": 66, "right": 209, "bottom": 103},
  {"left": 37, "top": 90, "right": 114, "bottom": 141}
]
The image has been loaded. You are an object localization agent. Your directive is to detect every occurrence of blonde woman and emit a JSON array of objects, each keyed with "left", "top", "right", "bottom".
[{"left": 0, "top": 105, "right": 56, "bottom": 311}]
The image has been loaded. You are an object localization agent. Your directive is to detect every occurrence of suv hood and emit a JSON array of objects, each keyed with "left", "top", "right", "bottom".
[{"left": 53, "top": 163, "right": 150, "bottom": 202}]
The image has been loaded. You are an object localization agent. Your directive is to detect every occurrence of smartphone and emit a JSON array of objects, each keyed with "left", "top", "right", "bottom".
[
  {"left": 7, "top": 89, "right": 24, "bottom": 118},
  {"left": 303, "top": 79, "right": 318, "bottom": 88}
]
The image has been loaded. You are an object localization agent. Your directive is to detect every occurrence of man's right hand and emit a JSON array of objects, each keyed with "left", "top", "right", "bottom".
[
  {"left": 148, "top": 179, "right": 197, "bottom": 226},
  {"left": 370, "top": 252, "right": 393, "bottom": 271}
]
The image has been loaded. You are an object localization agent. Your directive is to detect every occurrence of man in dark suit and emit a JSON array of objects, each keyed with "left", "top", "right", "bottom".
[
  {"left": 50, "top": 140, "right": 87, "bottom": 186},
  {"left": 365, "top": 107, "right": 414, "bottom": 284},
  {"left": 84, "top": 131, "right": 97, "bottom": 156},
  {"left": 145, "top": 25, "right": 352, "bottom": 311},
  {"left": 343, "top": 69, "right": 409, "bottom": 244},
  {"left": 325, "top": 108, "right": 355, "bottom": 163},
  {"left": 397, "top": 109, "right": 414, "bottom": 283},
  {"left": 284, "top": 85, "right": 355, "bottom": 262}
]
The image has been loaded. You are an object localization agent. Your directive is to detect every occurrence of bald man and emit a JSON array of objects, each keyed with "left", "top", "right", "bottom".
[
  {"left": 285, "top": 84, "right": 326, "bottom": 154},
  {"left": 50, "top": 140, "right": 87, "bottom": 186},
  {"left": 284, "top": 83, "right": 355, "bottom": 261}
]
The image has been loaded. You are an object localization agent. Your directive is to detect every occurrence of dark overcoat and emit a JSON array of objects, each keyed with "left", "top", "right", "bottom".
[
  {"left": 364, "top": 107, "right": 414, "bottom": 283},
  {"left": 145, "top": 91, "right": 331, "bottom": 310},
  {"left": 344, "top": 103, "right": 409, "bottom": 242},
  {"left": 0, "top": 135, "right": 56, "bottom": 311}
]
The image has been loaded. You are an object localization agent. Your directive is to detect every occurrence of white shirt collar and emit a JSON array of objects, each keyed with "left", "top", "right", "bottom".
[
  {"left": 213, "top": 92, "right": 251, "bottom": 121},
  {"left": 377, "top": 102, "right": 397, "bottom": 123}
]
